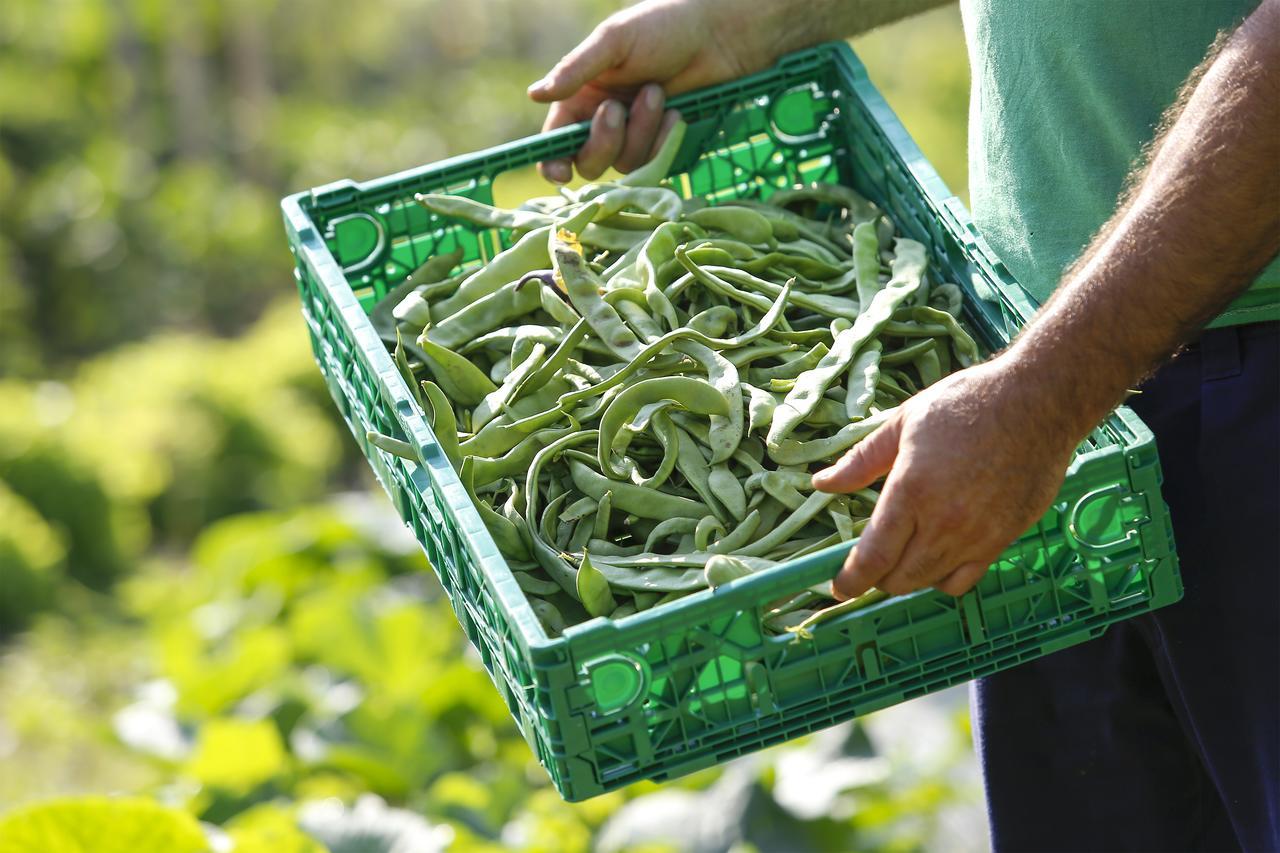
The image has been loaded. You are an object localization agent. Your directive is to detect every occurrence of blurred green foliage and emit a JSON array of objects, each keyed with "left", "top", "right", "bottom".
[
  {"left": 0, "top": 482, "right": 64, "bottom": 632},
  {"left": 0, "top": 0, "right": 966, "bottom": 375},
  {"left": 1, "top": 504, "right": 980, "bottom": 851},
  {"left": 0, "top": 0, "right": 619, "bottom": 373},
  {"left": 0, "top": 1, "right": 977, "bottom": 849},
  {"left": 0, "top": 303, "right": 342, "bottom": 598}
]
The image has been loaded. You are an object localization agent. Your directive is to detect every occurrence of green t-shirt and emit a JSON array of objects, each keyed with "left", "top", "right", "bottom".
[{"left": 959, "top": 0, "right": 1280, "bottom": 327}]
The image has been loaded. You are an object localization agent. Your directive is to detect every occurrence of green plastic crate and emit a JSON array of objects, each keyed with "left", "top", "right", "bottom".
[{"left": 281, "top": 42, "right": 1182, "bottom": 801}]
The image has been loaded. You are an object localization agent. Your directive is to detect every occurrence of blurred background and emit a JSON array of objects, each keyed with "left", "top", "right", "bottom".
[{"left": 0, "top": 1, "right": 979, "bottom": 849}]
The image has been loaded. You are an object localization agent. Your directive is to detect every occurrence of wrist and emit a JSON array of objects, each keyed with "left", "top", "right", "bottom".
[
  {"left": 982, "top": 351, "right": 1101, "bottom": 457},
  {"left": 715, "top": 0, "right": 842, "bottom": 64},
  {"left": 766, "top": 0, "right": 829, "bottom": 57}
]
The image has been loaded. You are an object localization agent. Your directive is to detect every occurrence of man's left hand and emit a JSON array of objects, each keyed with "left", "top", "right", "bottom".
[{"left": 811, "top": 357, "right": 1081, "bottom": 599}]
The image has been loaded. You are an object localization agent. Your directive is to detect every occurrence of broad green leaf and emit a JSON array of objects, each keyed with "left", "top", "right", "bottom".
[
  {"left": 0, "top": 797, "right": 208, "bottom": 853},
  {"left": 184, "top": 718, "right": 287, "bottom": 793},
  {"left": 163, "top": 624, "right": 292, "bottom": 717},
  {"left": 223, "top": 803, "right": 326, "bottom": 853}
]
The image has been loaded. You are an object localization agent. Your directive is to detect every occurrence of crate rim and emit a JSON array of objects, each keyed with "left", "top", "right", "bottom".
[{"left": 280, "top": 40, "right": 1156, "bottom": 660}]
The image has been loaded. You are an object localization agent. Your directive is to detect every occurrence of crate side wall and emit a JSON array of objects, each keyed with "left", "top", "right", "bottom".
[{"left": 284, "top": 203, "right": 565, "bottom": 783}]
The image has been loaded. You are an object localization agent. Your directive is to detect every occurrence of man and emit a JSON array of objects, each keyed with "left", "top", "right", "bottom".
[{"left": 527, "top": 1, "right": 1280, "bottom": 849}]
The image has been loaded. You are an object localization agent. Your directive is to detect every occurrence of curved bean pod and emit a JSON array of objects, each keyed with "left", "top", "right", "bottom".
[
  {"left": 553, "top": 231, "right": 645, "bottom": 360},
  {"left": 568, "top": 459, "right": 709, "bottom": 520},
  {"left": 414, "top": 330, "right": 498, "bottom": 406},
  {"left": 433, "top": 225, "right": 552, "bottom": 320},
  {"left": 766, "top": 239, "right": 925, "bottom": 446},
  {"left": 596, "top": 376, "right": 730, "bottom": 478}
]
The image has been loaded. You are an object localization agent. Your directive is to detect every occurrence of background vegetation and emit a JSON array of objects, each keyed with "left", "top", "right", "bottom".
[{"left": 0, "top": 1, "right": 978, "bottom": 849}]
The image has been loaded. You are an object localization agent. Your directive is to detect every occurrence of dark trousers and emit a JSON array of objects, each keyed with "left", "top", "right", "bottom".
[{"left": 973, "top": 322, "right": 1280, "bottom": 852}]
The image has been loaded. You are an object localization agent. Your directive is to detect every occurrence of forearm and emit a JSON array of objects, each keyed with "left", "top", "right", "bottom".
[
  {"left": 750, "top": 0, "right": 954, "bottom": 60},
  {"left": 1004, "top": 0, "right": 1280, "bottom": 439}
]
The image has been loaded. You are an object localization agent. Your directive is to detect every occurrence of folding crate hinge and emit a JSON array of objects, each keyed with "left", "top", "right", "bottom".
[
  {"left": 310, "top": 179, "right": 359, "bottom": 209},
  {"left": 972, "top": 235, "right": 1014, "bottom": 286},
  {"left": 1125, "top": 448, "right": 1178, "bottom": 561},
  {"left": 940, "top": 197, "right": 976, "bottom": 244},
  {"left": 941, "top": 197, "right": 1019, "bottom": 285}
]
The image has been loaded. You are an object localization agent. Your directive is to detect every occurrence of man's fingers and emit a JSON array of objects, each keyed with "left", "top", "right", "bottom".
[
  {"left": 614, "top": 84, "right": 666, "bottom": 173},
  {"left": 876, "top": 532, "right": 953, "bottom": 596},
  {"left": 811, "top": 415, "right": 902, "bottom": 493},
  {"left": 831, "top": 489, "right": 914, "bottom": 601},
  {"left": 528, "top": 24, "right": 624, "bottom": 103},
  {"left": 934, "top": 560, "right": 993, "bottom": 597},
  {"left": 539, "top": 159, "right": 573, "bottom": 184},
  {"left": 538, "top": 94, "right": 606, "bottom": 183},
  {"left": 574, "top": 99, "right": 627, "bottom": 181}
]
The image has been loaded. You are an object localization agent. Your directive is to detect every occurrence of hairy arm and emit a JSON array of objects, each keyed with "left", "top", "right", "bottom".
[
  {"left": 814, "top": 0, "right": 1280, "bottom": 599},
  {"left": 762, "top": 0, "right": 953, "bottom": 54},
  {"left": 1001, "top": 0, "right": 1280, "bottom": 436}
]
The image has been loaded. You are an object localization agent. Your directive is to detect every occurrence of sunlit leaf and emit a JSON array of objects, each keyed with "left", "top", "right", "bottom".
[
  {"left": 223, "top": 802, "right": 327, "bottom": 853},
  {"left": 0, "top": 797, "right": 208, "bottom": 853},
  {"left": 184, "top": 718, "right": 288, "bottom": 793}
]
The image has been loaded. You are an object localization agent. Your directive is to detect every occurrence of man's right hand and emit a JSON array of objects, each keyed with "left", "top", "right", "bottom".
[{"left": 527, "top": 0, "right": 789, "bottom": 183}]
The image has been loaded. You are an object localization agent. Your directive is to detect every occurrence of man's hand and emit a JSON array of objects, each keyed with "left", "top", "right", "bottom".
[
  {"left": 813, "top": 359, "right": 1079, "bottom": 599},
  {"left": 528, "top": 0, "right": 950, "bottom": 182},
  {"left": 527, "top": 0, "right": 786, "bottom": 183}
]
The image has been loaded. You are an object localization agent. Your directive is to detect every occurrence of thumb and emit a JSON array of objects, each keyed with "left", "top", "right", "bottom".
[
  {"left": 528, "top": 25, "right": 625, "bottom": 103},
  {"left": 811, "top": 415, "right": 902, "bottom": 493}
]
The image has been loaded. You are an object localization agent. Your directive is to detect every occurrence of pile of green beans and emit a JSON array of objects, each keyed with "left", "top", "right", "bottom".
[{"left": 366, "top": 123, "right": 980, "bottom": 636}]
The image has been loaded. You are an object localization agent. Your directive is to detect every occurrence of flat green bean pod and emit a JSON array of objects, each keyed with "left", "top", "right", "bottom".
[
  {"left": 685, "top": 206, "right": 775, "bottom": 245},
  {"left": 576, "top": 550, "right": 617, "bottom": 618},
  {"left": 880, "top": 337, "right": 938, "bottom": 367},
  {"left": 787, "top": 590, "right": 890, "bottom": 640},
  {"left": 912, "top": 305, "right": 981, "bottom": 367},
  {"left": 426, "top": 279, "right": 543, "bottom": 351},
  {"left": 366, "top": 429, "right": 418, "bottom": 462},
  {"left": 852, "top": 220, "right": 882, "bottom": 309},
  {"left": 767, "top": 408, "right": 896, "bottom": 465},
  {"left": 705, "top": 554, "right": 759, "bottom": 589},
  {"left": 845, "top": 341, "right": 882, "bottom": 420},
  {"left": 553, "top": 231, "right": 646, "bottom": 359},
  {"left": 596, "top": 376, "right": 730, "bottom": 478},
  {"left": 416, "top": 193, "right": 554, "bottom": 232},
  {"left": 766, "top": 239, "right": 925, "bottom": 447},
  {"left": 419, "top": 380, "right": 463, "bottom": 470},
  {"left": 433, "top": 225, "right": 552, "bottom": 320},
  {"left": 414, "top": 330, "right": 498, "bottom": 407},
  {"left": 585, "top": 552, "right": 776, "bottom": 592},
  {"left": 568, "top": 459, "right": 709, "bottom": 520}
]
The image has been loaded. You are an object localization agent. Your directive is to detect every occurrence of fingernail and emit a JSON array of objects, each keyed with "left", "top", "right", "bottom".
[
  {"left": 644, "top": 84, "right": 663, "bottom": 109},
  {"left": 604, "top": 100, "right": 624, "bottom": 129},
  {"left": 527, "top": 77, "right": 548, "bottom": 94},
  {"left": 543, "top": 161, "right": 571, "bottom": 183}
]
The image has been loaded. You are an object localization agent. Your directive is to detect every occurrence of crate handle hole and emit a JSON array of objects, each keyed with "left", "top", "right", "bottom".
[
  {"left": 1064, "top": 484, "right": 1138, "bottom": 557},
  {"left": 768, "top": 83, "right": 834, "bottom": 146},
  {"left": 326, "top": 213, "right": 387, "bottom": 275},
  {"left": 583, "top": 652, "right": 649, "bottom": 715}
]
